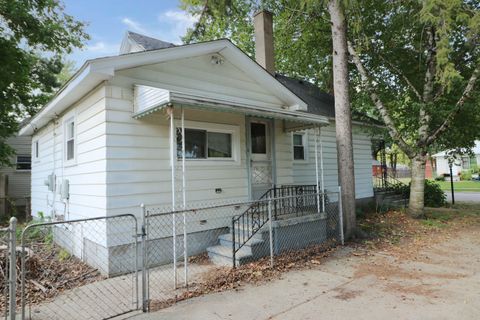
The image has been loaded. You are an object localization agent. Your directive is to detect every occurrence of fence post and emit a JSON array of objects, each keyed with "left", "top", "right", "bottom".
[
  {"left": 231, "top": 217, "right": 236, "bottom": 268},
  {"left": 8, "top": 217, "right": 16, "bottom": 320},
  {"left": 140, "top": 204, "right": 148, "bottom": 312},
  {"left": 268, "top": 200, "right": 274, "bottom": 268},
  {"left": 337, "top": 186, "right": 345, "bottom": 245}
]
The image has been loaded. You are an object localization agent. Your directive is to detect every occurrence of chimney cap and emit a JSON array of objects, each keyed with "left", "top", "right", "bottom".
[{"left": 253, "top": 9, "right": 273, "bottom": 18}]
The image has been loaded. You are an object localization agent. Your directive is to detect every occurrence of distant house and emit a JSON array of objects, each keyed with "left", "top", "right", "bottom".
[
  {"left": 0, "top": 134, "right": 31, "bottom": 215},
  {"left": 19, "top": 12, "right": 378, "bottom": 273},
  {"left": 432, "top": 141, "right": 480, "bottom": 179}
]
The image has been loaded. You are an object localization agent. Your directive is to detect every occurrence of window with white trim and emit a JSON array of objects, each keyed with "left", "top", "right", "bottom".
[
  {"left": 16, "top": 155, "right": 31, "bottom": 171},
  {"left": 177, "top": 128, "right": 233, "bottom": 159},
  {"left": 33, "top": 140, "right": 39, "bottom": 159},
  {"left": 293, "top": 133, "right": 306, "bottom": 160},
  {"left": 65, "top": 118, "right": 75, "bottom": 161}
]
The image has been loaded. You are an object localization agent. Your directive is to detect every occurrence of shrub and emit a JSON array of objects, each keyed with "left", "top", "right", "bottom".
[
  {"left": 461, "top": 170, "right": 472, "bottom": 181},
  {"left": 470, "top": 164, "right": 479, "bottom": 174},
  {"left": 423, "top": 180, "right": 446, "bottom": 207},
  {"left": 434, "top": 175, "right": 445, "bottom": 181}
]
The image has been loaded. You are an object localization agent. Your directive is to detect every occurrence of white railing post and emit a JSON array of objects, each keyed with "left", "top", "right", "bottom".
[
  {"left": 167, "top": 105, "right": 177, "bottom": 289},
  {"left": 181, "top": 107, "right": 188, "bottom": 287},
  {"left": 314, "top": 127, "right": 320, "bottom": 214},
  {"left": 268, "top": 199, "right": 274, "bottom": 267},
  {"left": 338, "top": 186, "right": 344, "bottom": 245}
]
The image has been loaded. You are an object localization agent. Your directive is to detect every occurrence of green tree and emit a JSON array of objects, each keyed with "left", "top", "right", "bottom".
[
  {"left": 347, "top": 0, "right": 480, "bottom": 217},
  {"left": 0, "top": 0, "right": 88, "bottom": 167}
]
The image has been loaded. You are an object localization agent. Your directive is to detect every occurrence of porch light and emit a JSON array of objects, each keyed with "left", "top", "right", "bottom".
[{"left": 211, "top": 54, "right": 224, "bottom": 65}]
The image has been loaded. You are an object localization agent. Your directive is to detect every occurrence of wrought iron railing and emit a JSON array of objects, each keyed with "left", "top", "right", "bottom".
[{"left": 231, "top": 185, "right": 319, "bottom": 267}]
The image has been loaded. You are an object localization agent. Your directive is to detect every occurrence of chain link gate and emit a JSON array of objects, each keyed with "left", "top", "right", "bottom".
[{"left": 19, "top": 214, "right": 139, "bottom": 320}]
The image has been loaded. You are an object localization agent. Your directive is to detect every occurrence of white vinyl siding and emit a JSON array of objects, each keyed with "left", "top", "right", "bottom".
[
  {"left": 30, "top": 85, "right": 108, "bottom": 221},
  {"left": 115, "top": 54, "right": 286, "bottom": 111},
  {"left": 292, "top": 124, "right": 374, "bottom": 200},
  {"left": 104, "top": 85, "right": 248, "bottom": 217}
]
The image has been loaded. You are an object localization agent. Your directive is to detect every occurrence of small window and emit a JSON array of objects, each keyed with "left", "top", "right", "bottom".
[
  {"left": 293, "top": 133, "right": 306, "bottom": 160},
  {"left": 65, "top": 119, "right": 75, "bottom": 161},
  {"left": 462, "top": 157, "right": 471, "bottom": 170},
  {"left": 33, "top": 140, "right": 39, "bottom": 159},
  {"left": 177, "top": 128, "right": 233, "bottom": 159},
  {"left": 16, "top": 155, "right": 31, "bottom": 171}
]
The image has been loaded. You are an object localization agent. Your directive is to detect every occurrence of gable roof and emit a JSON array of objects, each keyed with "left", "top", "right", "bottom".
[
  {"left": 19, "top": 39, "right": 311, "bottom": 136},
  {"left": 120, "top": 31, "right": 175, "bottom": 54}
]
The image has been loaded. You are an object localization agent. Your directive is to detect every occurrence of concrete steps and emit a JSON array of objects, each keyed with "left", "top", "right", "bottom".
[{"left": 207, "top": 227, "right": 270, "bottom": 266}]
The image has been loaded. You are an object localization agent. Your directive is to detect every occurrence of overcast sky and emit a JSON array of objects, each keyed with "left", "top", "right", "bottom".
[{"left": 63, "top": 0, "right": 197, "bottom": 68}]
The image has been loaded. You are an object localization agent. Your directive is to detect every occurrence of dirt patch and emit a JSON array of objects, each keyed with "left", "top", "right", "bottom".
[
  {"left": 149, "top": 241, "right": 338, "bottom": 311},
  {"left": 0, "top": 243, "right": 103, "bottom": 313},
  {"left": 333, "top": 288, "right": 362, "bottom": 300}
]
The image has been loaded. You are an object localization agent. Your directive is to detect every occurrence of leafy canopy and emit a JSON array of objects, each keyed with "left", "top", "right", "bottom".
[{"left": 0, "top": 0, "right": 88, "bottom": 167}]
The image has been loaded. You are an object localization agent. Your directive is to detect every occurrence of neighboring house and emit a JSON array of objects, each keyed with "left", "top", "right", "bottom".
[
  {"left": 432, "top": 141, "right": 480, "bottom": 179},
  {"left": 19, "top": 12, "right": 375, "bottom": 273},
  {"left": 0, "top": 134, "right": 31, "bottom": 215}
]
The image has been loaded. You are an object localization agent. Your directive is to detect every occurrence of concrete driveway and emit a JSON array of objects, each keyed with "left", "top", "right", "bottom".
[
  {"left": 445, "top": 191, "right": 480, "bottom": 203},
  {"left": 129, "top": 227, "right": 480, "bottom": 320}
]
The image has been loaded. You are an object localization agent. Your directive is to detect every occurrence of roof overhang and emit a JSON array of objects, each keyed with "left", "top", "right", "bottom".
[
  {"left": 133, "top": 90, "right": 328, "bottom": 129},
  {"left": 20, "top": 39, "right": 307, "bottom": 136}
]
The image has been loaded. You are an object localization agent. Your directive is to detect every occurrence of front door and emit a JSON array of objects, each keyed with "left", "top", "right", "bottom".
[{"left": 249, "top": 120, "right": 274, "bottom": 199}]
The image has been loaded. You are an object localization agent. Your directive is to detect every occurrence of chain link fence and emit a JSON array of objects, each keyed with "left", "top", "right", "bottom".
[
  {"left": 1, "top": 188, "right": 343, "bottom": 318},
  {"left": 143, "top": 189, "right": 343, "bottom": 310},
  {"left": 19, "top": 214, "right": 138, "bottom": 320}
]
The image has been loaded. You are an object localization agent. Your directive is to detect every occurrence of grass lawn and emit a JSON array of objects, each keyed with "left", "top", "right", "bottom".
[{"left": 434, "top": 180, "right": 480, "bottom": 192}]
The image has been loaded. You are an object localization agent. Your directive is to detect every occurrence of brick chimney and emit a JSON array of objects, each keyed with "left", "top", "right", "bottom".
[{"left": 253, "top": 10, "right": 275, "bottom": 74}]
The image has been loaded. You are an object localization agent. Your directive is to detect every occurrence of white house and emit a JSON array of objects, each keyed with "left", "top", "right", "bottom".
[
  {"left": 19, "top": 11, "right": 375, "bottom": 273},
  {"left": 432, "top": 141, "right": 480, "bottom": 179},
  {"left": 0, "top": 133, "right": 31, "bottom": 215}
]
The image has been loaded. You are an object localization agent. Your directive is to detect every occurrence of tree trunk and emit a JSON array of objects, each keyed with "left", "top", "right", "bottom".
[
  {"left": 409, "top": 154, "right": 427, "bottom": 218},
  {"left": 327, "top": 0, "right": 356, "bottom": 239}
]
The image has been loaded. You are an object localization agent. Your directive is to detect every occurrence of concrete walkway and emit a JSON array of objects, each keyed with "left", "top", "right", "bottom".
[
  {"left": 129, "top": 229, "right": 480, "bottom": 320},
  {"left": 23, "top": 262, "right": 213, "bottom": 320},
  {"left": 445, "top": 191, "right": 480, "bottom": 203}
]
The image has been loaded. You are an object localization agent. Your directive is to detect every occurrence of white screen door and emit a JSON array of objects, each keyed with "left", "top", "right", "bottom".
[{"left": 250, "top": 120, "right": 273, "bottom": 199}]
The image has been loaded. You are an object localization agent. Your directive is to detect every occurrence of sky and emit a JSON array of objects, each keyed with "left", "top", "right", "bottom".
[{"left": 63, "top": 0, "right": 198, "bottom": 68}]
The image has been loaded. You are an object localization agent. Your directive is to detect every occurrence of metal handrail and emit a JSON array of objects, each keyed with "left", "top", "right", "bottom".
[{"left": 231, "top": 185, "right": 318, "bottom": 267}]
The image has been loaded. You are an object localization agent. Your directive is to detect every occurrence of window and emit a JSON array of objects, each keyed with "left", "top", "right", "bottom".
[
  {"left": 16, "top": 155, "right": 31, "bottom": 171},
  {"left": 33, "top": 140, "right": 39, "bottom": 159},
  {"left": 293, "top": 133, "right": 306, "bottom": 160},
  {"left": 65, "top": 119, "right": 75, "bottom": 161},
  {"left": 462, "top": 157, "right": 471, "bottom": 170},
  {"left": 177, "top": 128, "right": 233, "bottom": 159},
  {"left": 251, "top": 122, "right": 267, "bottom": 154}
]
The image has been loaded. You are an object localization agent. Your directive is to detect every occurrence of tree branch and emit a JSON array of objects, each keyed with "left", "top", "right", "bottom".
[
  {"left": 347, "top": 41, "right": 415, "bottom": 158},
  {"left": 424, "top": 63, "right": 480, "bottom": 146},
  {"left": 379, "top": 54, "right": 423, "bottom": 102}
]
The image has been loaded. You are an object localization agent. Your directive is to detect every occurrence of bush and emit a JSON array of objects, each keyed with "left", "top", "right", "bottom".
[
  {"left": 402, "top": 180, "right": 446, "bottom": 207},
  {"left": 470, "top": 164, "right": 479, "bottom": 174},
  {"left": 434, "top": 175, "right": 445, "bottom": 181},
  {"left": 461, "top": 170, "right": 472, "bottom": 181},
  {"left": 423, "top": 180, "right": 447, "bottom": 207}
]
